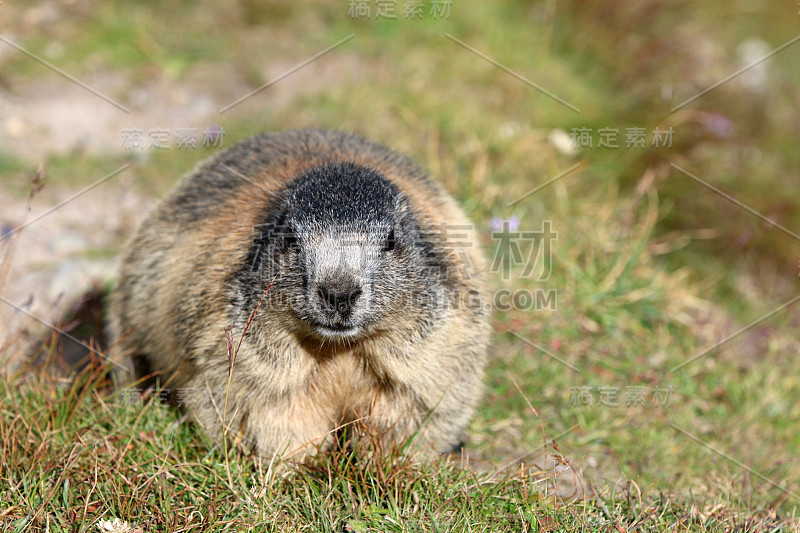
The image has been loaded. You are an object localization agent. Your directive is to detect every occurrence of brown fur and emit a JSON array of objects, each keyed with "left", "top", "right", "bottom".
[{"left": 108, "top": 129, "right": 491, "bottom": 461}]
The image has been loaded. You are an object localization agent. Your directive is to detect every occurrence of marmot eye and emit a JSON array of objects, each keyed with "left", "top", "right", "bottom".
[{"left": 384, "top": 228, "right": 396, "bottom": 252}]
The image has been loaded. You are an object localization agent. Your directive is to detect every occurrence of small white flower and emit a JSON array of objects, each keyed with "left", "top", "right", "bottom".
[
  {"left": 498, "top": 121, "right": 521, "bottom": 139},
  {"left": 97, "top": 518, "right": 132, "bottom": 533},
  {"left": 737, "top": 38, "right": 770, "bottom": 93},
  {"left": 548, "top": 128, "right": 578, "bottom": 156}
]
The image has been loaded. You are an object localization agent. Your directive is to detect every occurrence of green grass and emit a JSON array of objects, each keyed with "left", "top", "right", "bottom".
[
  {"left": 1, "top": 365, "right": 794, "bottom": 531},
  {"left": 2, "top": 0, "right": 800, "bottom": 530}
]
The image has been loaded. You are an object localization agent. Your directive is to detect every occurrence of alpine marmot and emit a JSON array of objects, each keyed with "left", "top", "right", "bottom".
[{"left": 108, "top": 129, "right": 490, "bottom": 461}]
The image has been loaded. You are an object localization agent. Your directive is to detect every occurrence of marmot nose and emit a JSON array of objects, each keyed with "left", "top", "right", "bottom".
[{"left": 317, "top": 285, "right": 362, "bottom": 317}]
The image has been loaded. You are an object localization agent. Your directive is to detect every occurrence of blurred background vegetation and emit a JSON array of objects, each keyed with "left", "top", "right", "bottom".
[{"left": 1, "top": 0, "right": 799, "bottom": 529}]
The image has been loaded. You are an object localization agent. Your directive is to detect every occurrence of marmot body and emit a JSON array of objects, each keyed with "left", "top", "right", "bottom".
[{"left": 108, "top": 129, "right": 490, "bottom": 460}]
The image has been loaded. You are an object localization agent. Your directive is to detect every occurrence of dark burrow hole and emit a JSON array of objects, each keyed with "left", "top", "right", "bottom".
[{"left": 28, "top": 285, "right": 109, "bottom": 376}]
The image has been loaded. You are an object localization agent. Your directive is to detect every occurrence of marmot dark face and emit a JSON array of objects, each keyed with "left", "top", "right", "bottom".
[{"left": 254, "top": 162, "right": 428, "bottom": 342}]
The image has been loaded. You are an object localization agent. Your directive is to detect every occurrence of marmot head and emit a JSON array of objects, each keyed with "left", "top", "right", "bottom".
[{"left": 244, "top": 162, "right": 442, "bottom": 343}]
